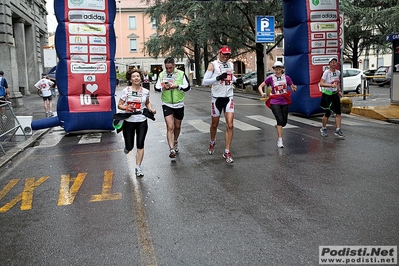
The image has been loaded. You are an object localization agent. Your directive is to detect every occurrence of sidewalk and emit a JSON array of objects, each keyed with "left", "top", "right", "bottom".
[
  {"left": 1, "top": 87, "right": 399, "bottom": 168},
  {"left": 1, "top": 94, "right": 55, "bottom": 168}
]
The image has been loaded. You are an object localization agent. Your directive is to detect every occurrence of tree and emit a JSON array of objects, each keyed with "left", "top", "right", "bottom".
[
  {"left": 340, "top": 0, "right": 399, "bottom": 68},
  {"left": 144, "top": 0, "right": 283, "bottom": 85}
]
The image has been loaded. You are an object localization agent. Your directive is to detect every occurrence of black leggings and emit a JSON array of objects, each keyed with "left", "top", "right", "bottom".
[
  {"left": 122, "top": 120, "right": 148, "bottom": 151},
  {"left": 270, "top": 104, "right": 289, "bottom": 127}
]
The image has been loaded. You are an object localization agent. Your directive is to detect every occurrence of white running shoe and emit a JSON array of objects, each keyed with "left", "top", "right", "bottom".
[
  {"left": 208, "top": 141, "right": 215, "bottom": 155},
  {"left": 169, "top": 149, "right": 176, "bottom": 158},
  {"left": 277, "top": 139, "right": 284, "bottom": 148},
  {"left": 174, "top": 142, "right": 179, "bottom": 153},
  {"left": 222, "top": 151, "right": 234, "bottom": 164},
  {"left": 135, "top": 167, "right": 144, "bottom": 177},
  {"left": 320, "top": 127, "right": 328, "bottom": 137}
]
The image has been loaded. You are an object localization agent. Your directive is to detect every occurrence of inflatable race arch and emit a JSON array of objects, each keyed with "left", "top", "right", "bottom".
[
  {"left": 283, "top": 0, "right": 341, "bottom": 116},
  {"left": 32, "top": 0, "right": 340, "bottom": 132},
  {"left": 32, "top": 0, "right": 117, "bottom": 132}
]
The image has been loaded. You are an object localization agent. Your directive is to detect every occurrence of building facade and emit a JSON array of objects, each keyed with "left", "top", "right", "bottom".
[
  {"left": 0, "top": 0, "right": 49, "bottom": 106},
  {"left": 116, "top": 0, "right": 175, "bottom": 81},
  {"left": 114, "top": 0, "right": 285, "bottom": 83}
]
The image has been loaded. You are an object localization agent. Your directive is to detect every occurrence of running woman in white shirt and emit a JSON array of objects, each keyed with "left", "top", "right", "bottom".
[{"left": 202, "top": 46, "right": 237, "bottom": 164}]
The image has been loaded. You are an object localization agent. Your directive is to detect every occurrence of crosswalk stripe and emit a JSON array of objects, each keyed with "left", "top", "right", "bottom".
[
  {"left": 35, "top": 126, "right": 64, "bottom": 147},
  {"left": 78, "top": 133, "right": 102, "bottom": 144},
  {"left": 38, "top": 114, "right": 378, "bottom": 146},
  {"left": 247, "top": 115, "right": 298, "bottom": 128},
  {"left": 313, "top": 116, "right": 365, "bottom": 126},
  {"left": 187, "top": 119, "right": 222, "bottom": 133},
  {"left": 219, "top": 117, "right": 261, "bottom": 131},
  {"left": 287, "top": 115, "right": 320, "bottom": 127}
]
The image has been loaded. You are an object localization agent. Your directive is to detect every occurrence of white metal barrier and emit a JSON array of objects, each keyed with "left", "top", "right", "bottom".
[{"left": 0, "top": 100, "right": 27, "bottom": 155}]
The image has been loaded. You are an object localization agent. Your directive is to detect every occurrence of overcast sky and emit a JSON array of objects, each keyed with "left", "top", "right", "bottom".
[{"left": 46, "top": 0, "right": 57, "bottom": 33}]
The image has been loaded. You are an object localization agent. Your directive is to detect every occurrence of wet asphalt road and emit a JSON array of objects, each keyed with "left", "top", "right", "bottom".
[{"left": 0, "top": 87, "right": 398, "bottom": 266}]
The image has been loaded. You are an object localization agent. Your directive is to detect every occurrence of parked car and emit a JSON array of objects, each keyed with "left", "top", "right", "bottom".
[
  {"left": 47, "top": 65, "right": 57, "bottom": 82},
  {"left": 234, "top": 71, "right": 257, "bottom": 88},
  {"left": 241, "top": 71, "right": 257, "bottom": 82},
  {"left": 46, "top": 65, "right": 58, "bottom": 97},
  {"left": 373, "top": 66, "right": 392, "bottom": 87},
  {"left": 243, "top": 71, "right": 274, "bottom": 90},
  {"left": 363, "top": 69, "right": 377, "bottom": 81},
  {"left": 342, "top": 68, "right": 363, "bottom": 94}
]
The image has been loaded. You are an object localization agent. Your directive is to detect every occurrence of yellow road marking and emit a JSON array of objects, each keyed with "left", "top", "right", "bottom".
[
  {"left": 90, "top": 170, "right": 122, "bottom": 202},
  {"left": 0, "top": 176, "right": 49, "bottom": 213},
  {"left": 58, "top": 173, "right": 87, "bottom": 206},
  {"left": 126, "top": 155, "right": 158, "bottom": 266},
  {"left": 0, "top": 179, "right": 19, "bottom": 201}
]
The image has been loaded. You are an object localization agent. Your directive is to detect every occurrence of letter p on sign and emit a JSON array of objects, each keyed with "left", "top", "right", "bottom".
[{"left": 261, "top": 18, "right": 269, "bottom": 31}]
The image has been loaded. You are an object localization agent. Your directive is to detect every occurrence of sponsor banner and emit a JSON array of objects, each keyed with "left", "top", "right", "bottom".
[
  {"left": 68, "top": 10, "right": 106, "bottom": 23},
  {"left": 89, "top": 36, "right": 107, "bottom": 45},
  {"left": 68, "top": 0, "right": 105, "bottom": 11},
  {"left": 312, "top": 33, "right": 325, "bottom": 40},
  {"left": 70, "top": 45, "right": 89, "bottom": 54},
  {"left": 70, "top": 62, "right": 107, "bottom": 74},
  {"left": 327, "top": 32, "right": 338, "bottom": 39},
  {"left": 71, "top": 54, "right": 89, "bottom": 62},
  {"left": 68, "top": 61, "right": 111, "bottom": 113},
  {"left": 309, "top": 0, "right": 337, "bottom": 11},
  {"left": 90, "top": 46, "right": 107, "bottom": 54},
  {"left": 310, "top": 11, "right": 338, "bottom": 21},
  {"left": 326, "top": 48, "right": 338, "bottom": 54},
  {"left": 319, "top": 246, "right": 397, "bottom": 265},
  {"left": 310, "top": 22, "right": 338, "bottom": 32},
  {"left": 311, "top": 48, "right": 325, "bottom": 54},
  {"left": 68, "top": 23, "right": 107, "bottom": 35},
  {"left": 307, "top": 0, "right": 340, "bottom": 98},
  {"left": 326, "top": 40, "right": 339, "bottom": 47},
  {"left": 84, "top": 75, "right": 96, "bottom": 82},
  {"left": 69, "top": 35, "right": 88, "bottom": 44},
  {"left": 312, "top": 40, "right": 326, "bottom": 48},
  {"left": 90, "top": 55, "right": 107, "bottom": 62}
]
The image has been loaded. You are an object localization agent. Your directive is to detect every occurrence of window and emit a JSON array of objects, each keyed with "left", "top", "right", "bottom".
[
  {"left": 276, "top": 34, "right": 284, "bottom": 49},
  {"left": 151, "top": 18, "right": 157, "bottom": 29},
  {"left": 130, "top": 39, "right": 137, "bottom": 52},
  {"left": 364, "top": 59, "right": 369, "bottom": 70},
  {"left": 129, "top": 16, "right": 137, "bottom": 29},
  {"left": 276, "top": 56, "right": 284, "bottom": 64}
]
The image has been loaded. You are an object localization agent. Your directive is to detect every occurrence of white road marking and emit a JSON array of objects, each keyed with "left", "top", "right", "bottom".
[
  {"left": 247, "top": 115, "right": 298, "bottom": 128},
  {"left": 78, "top": 133, "right": 102, "bottom": 144},
  {"left": 187, "top": 119, "right": 222, "bottom": 133},
  {"left": 219, "top": 117, "right": 261, "bottom": 131}
]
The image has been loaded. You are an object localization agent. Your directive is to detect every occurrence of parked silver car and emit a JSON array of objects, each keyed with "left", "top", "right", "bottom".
[
  {"left": 243, "top": 71, "right": 274, "bottom": 90},
  {"left": 373, "top": 66, "right": 392, "bottom": 87}
]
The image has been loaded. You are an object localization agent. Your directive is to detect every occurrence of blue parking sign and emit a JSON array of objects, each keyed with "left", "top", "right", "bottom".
[{"left": 256, "top": 16, "right": 275, "bottom": 43}]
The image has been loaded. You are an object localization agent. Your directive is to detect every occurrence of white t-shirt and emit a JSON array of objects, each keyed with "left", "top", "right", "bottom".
[
  {"left": 35, "top": 78, "right": 54, "bottom": 97},
  {"left": 119, "top": 86, "right": 150, "bottom": 123},
  {"left": 321, "top": 69, "right": 340, "bottom": 92}
]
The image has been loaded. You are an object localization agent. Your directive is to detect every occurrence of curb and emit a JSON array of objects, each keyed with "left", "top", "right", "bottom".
[{"left": 0, "top": 128, "right": 51, "bottom": 169}]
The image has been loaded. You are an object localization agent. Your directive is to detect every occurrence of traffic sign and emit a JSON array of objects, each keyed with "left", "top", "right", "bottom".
[{"left": 256, "top": 16, "right": 275, "bottom": 43}]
